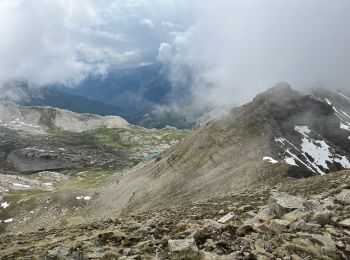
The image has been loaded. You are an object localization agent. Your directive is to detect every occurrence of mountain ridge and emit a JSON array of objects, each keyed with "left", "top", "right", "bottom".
[
  {"left": 0, "top": 100, "right": 129, "bottom": 133},
  {"left": 91, "top": 84, "right": 350, "bottom": 218}
]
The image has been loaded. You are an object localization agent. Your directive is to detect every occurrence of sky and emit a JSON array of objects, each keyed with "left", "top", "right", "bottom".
[{"left": 0, "top": 0, "right": 350, "bottom": 106}]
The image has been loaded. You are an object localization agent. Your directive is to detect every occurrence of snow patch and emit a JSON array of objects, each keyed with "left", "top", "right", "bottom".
[
  {"left": 4, "top": 218, "right": 13, "bottom": 223},
  {"left": 340, "top": 122, "right": 350, "bottom": 131},
  {"left": 295, "top": 126, "right": 311, "bottom": 137},
  {"left": 263, "top": 157, "right": 278, "bottom": 164},
  {"left": 299, "top": 138, "right": 332, "bottom": 171},
  {"left": 13, "top": 183, "right": 31, "bottom": 188},
  {"left": 1, "top": 202, "right": 9, "bottom": 209},
  {"left": 325, "top": 98, "right": 332, "bottom": 105},
  {"left": 338, "top": 92, "right": 350, "bottom": 102},
  {"left": 284, "top": 157, "right": 298, "bottom": 166},
  {"left": 274, "top": 127, "right": 350, "bottom": 175},
  {"left": 76, "top": 196, "right": 91, "bottom": 201}
]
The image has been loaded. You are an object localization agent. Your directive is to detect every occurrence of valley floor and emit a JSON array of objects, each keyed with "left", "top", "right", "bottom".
[{"left": 1, "top": 170, "right": 350, "bottom": 259}]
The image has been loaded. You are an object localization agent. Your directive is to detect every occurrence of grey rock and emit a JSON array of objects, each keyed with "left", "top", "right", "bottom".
[
  {"left": 123, "top": 248, "right": 131, "bottom": 256},
  {"left": 340, "top": 218, "right": 350, "bottom": 228},
  {"left": 310, "top": 234, "right": 337, "bottom": 251},
  {"left": 269, "top": 192, "right": 305, "bottom": 211},
  {"left": 336, "top": 189, "right": 350, "bottom": 205},
  {"left": 304, "top": 199, "right": 324, "bottom": 212},
  {"left": 203, "top": 219, "right": 224, "bottom": 230},
  {"left": 268, "top": 219, "right": 290, "bottom": 233},
  {"left": 168, "top": 238, "right": 199, "bottom": 252},
  {"left": 290, "top": 219, "right": 321, "bottom": 232},
  {"left": 217, "top": 212, "right": 237, "bottom": 223}
]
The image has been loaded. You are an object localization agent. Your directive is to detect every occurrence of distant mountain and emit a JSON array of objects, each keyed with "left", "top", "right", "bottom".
[
  {"left": 0, "top": 100, "right": 129, "bottom": 133},
  {"left": 59, "top": 63, "right": 195, "bottom": 129},
  {"left": 8, "top": 64, "right": 197, "bottom": 129},
  {"left": 21, "top": 87, "right": 130, "bottom": 119}
]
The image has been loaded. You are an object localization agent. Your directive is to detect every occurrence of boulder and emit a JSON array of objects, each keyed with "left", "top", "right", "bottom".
[
  {"left": 289, "top": 219, "right": 321, "bottom": 232},
  {"left": 336, "top": 189, "right": 350, "bottom": 205},
  {"left": 218, "top": 212, "right": 237, "bottom": 224},
  {"left": 310, "top": 234, "right": 337, "bottom": 251},
  {"left": 268, "top": 219, "right": 290, "bottom": 233},
  {"left": 340, "top": 218, "right": 350, "bottom": 228},
  {"left": 203, "top": 219, "right": 224, "bottom": 230},
  {"left": 269, "top": 192, "right": 304, "bottom": 217},
  {"left": 168, "top": 238, "right": 199, "bottom": 253},
  {"left": 304, "top": 199, "right": 324, "bottom": 212}
]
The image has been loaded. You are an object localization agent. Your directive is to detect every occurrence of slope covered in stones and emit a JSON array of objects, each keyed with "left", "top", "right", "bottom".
[{"left": 1, "top": 170, "right": 350, "bottom": 259}]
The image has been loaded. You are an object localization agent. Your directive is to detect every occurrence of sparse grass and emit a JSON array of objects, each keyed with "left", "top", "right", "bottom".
[
  {"left": 57, "top": 170, "right": 111, "bottom": 189},
  {"left": 170, "top": 251, "right": 201, "bottom": 260},
  {"left": 285, "top": 242, "right": 339, "bottom": 260}
]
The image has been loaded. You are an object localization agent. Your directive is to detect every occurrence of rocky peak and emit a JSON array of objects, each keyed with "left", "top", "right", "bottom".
[{"left": 253, "top": 82, "right": 302, "bottom": 104}]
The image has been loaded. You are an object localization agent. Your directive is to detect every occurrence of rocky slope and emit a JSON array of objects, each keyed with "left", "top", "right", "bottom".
[
  {"left": 0, "top": 101, "right": 129, "bottom": 134},
  {"left": 90, "top": 84, "right": 350, "bottom": 218},
  {"left": 1, "top": 170, "right": 350, "bottom": 259}
]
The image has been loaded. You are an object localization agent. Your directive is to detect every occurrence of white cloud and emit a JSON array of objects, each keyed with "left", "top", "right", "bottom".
[
  {"left": 139, "top": 18, "right": 155, "bottom": 28},
  {"left": 159, "top": 0, "right": 350, "bottom": 108},
  {"left": 0, "top": 0, "right": 192, "bottom": 99},
  {"left": 3, "top": 0, "right": 347, "bottom": 108}
]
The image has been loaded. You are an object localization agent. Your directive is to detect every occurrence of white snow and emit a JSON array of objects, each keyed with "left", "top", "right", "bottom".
[
  {"left": 274, "top": 126, "right": 350, "bottom": 175},
  {"left": 295, "top": 126, "right": 311, "bottom": 137},
  {"left": 300, "top": 138, "right": 331, "bottom": 170},
  {"left": 4, "top": 218, "right": 13, "bottom": 223},
  {"left": 340, "top": 122, "right": 350, "bottom": 131},
  {"left": 274, "top": 137, "right": 287, "bottom": 145},
  {"left": 342, "top": 110, "right": 350, "bottom": 119},
  {"left": 13, "top": 183, "right": 31, "bottom": 188},
  {"left": 263, "top": 157, "right": 278, "bottom": 164},
  {"left": 284, "top": 157, "right": 298, "bottom": 166},
  {"left": 43, "top": 182, "right": 53, "bottom": 186},
  {"left": 285, "top": 149, "right": 315, "bottom": 173},
  {"left": 334, "top": 156, "right": 350, "bottom": 169},
  {"left": 325, "top": 98, "right": 332, "bottom": 105},
  {"left": 1, "top": 202, "right": 9, "bottom": 209},
  {"left": 338, "top": 92, "right": 350, "bottom": 102},
  {"left": 76, "top": 196, "right": 91, "bottom": 201}
]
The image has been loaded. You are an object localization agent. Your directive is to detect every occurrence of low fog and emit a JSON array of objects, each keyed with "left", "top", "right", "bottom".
[{"left": 0, "top": 0, "right": 350, "bottom": 108}]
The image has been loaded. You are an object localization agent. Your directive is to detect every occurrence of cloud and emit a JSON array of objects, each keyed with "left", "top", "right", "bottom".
[
  {"left": 139, "top": 18, "right": 155, "bottom": 28},
  {"left": 159, "top": 0, "right": 350, "bottom": 109},
  {"left": 0, "top": 0, "right": 192, "bottom": 99},
  {"left": 3, "top": 0, "right": 349, "bottom": 109}
]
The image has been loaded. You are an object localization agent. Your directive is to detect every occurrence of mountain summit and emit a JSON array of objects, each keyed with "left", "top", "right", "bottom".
[{"left": 96, "top": 84, "right": 350, "bottom": 216}]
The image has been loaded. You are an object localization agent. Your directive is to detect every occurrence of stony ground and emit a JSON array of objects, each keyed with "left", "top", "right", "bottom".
[{"left": 1, "top": 171, "right": 350, "bottom": 259}]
